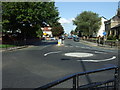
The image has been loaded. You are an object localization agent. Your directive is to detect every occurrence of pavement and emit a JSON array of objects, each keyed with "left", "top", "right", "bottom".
[
  {"left": 0, "top": 45, "right": 34, "bottom": 52},
  {"left": 80, "top": 40, "right": 119, "bottom": 50}
]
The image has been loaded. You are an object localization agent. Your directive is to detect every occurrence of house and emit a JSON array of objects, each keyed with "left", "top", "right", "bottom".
[
  {"left": 111, "top": 24, "right": 120, "bottom": 39},
  {"left": 41, "top": 26, "right": 52, "bottom": 38},
  {"left": 104, "top": 3, "right": 120, "bottom": 40},
  {"left": 104, "top": 15, "right": 120, "bottom": 40},
  {"left": 97, "top": 16, "right": 107, "bottom": 37}
]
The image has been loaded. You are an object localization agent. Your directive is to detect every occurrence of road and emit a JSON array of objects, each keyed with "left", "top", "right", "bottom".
[{"left": 2, "top": 39, "right": 118, "bottom": 89}]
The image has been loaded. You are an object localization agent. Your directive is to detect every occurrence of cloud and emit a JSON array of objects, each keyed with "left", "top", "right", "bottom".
[
  {"left": 58, "top": 18, "right": 76, "bottom": 34},
  {"left": 58, "top": 18, "right": 75, "bottom": 24}
]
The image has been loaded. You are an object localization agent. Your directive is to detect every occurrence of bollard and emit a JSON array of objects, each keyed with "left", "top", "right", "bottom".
[{"left": 58, "top": 39, "right": 62, "bottom": 46}]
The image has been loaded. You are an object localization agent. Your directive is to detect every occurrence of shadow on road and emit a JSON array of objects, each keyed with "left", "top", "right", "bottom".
[
  {"left": 26, "top": 40, "right": 58, "bottom": 46},
  {"left": 61, "top": 58, "right": 71, "bottom": 61},
  {"left": 79, "top": 59, "right": 92, "bottom": 84}
]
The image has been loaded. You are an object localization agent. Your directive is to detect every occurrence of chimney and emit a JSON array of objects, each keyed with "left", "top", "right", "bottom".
[{"left": 117, "top": 1, "right": 120, "bottom": 17}]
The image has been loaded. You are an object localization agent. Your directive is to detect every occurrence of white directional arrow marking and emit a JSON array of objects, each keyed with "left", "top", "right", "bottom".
[
  {"left": 77, "top": 56, "right": 116, "bottom": 62},
  {"left": 44, "top": 51, "right": 61, "bottom": 56}
]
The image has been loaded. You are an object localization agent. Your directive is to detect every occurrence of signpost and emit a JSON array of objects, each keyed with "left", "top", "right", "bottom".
[
  {"left": 103, "top": 32, "right": 106, "bottom": 36},
  {"left": 103, "top": 32, "right": 107, "bottom": 45}
]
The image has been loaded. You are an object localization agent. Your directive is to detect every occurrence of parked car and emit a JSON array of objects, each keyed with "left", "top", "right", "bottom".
[
  {"left": 62, "top": 36, "right": 65, "bottom": 40},
  {"left": 50, "top": 37, "right": 56, "bottom": 40}
]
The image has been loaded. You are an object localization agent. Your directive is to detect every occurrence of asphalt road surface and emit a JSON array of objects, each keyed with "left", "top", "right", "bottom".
[{"left": 2, "top": 39, "right": 118, "bottom": 89}]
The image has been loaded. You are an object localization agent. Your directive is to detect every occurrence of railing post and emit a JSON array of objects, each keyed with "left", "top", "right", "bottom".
[
  {"left": 73, "top": 76, "right": 77, "bottom": 89},
  {"left": 76, "top": 75, "right": 79, "bottom": 89},
  {"left": 73, "top": 75, "right": 79, "bottom": 90},
  {"left": 114, "top": 67, "right": 118, "bottom": 90}
]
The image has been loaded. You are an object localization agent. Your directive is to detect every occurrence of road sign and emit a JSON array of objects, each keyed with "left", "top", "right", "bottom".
[{"left": 103, "top": 32, "right": 106, "bottom": 36}]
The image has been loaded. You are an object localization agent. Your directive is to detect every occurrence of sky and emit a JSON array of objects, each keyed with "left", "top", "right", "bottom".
[{"left": 55, "top": 2, "right": 119, "bottom": 34}]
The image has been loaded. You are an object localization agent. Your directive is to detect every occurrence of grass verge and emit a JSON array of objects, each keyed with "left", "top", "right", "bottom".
[{"left": 0, "top": 44, "right": 16, "bottom": 48}]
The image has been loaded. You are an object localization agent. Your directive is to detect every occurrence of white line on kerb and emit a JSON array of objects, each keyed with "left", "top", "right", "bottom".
[
  {"left": 77, "top": 56, "right": 116, "bottom": 62},
  {"left": 44, "top": 51, "right": 61, "bottom": 56}
]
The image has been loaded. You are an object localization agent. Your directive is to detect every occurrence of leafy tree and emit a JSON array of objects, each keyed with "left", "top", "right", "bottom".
[
  {"left": 36, "top": 29, "right": 43, "bottom": 38},
  {"left": 2, "top": 2, "right": 60, "bottom": 39},
  {"left": 51, "top": 22, "right": 64, "bottom": 36},
  {"left": 70, "top": 30, "right": 74, "bottom": 34},
  {"left": 73, "top": 11, "right": 101, "bottom": 37},
  {"left": 70, "top": 30, "right": 77, "bottom": 35}
]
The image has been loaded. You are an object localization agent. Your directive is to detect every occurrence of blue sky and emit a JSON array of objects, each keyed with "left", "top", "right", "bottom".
[{"left": 55, "top": 2, "right": 118, "bottom": 34}]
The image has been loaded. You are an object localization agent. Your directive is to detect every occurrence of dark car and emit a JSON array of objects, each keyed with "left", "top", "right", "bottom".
[
  {"left": 62, "top": 36, "right": 65, "bottom": 40},
  {"left": 73, "top": 37, "right": 79, "bottom": 42},
  {"left": 68, "top": 36, "right": 73, "bottom": 39}
]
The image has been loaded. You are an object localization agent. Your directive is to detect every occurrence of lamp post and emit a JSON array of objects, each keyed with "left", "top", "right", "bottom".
[
  {"left": 16, "top": 29, "right": 21, "bottom": 46},
  {"left": 23, "top": 23, "right": 26, "bottom": 45}
]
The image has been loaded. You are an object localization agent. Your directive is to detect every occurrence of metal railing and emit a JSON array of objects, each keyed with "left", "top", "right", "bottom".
[{"left": 35, "top": 66, "right": 118, "bottom": 90}]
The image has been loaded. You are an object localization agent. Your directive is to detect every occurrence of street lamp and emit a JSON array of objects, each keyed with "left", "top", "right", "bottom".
[{"left": 23, "top": 23, "right": 26, "bottom": 45}]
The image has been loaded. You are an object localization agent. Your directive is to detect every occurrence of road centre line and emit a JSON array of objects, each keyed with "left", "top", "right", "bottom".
[
  {"left": 77, "top": 56, "right": 116, "bottom": 62},
  {"left": 44, "top": 51, "right": 61, "bottom": 56}
]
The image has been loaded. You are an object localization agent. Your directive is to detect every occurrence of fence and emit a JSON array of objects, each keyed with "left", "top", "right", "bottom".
[{"left": 1, "top": 38, "right": 41, "bottom": 51}]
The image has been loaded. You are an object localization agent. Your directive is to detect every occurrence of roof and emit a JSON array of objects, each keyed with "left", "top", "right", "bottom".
[
  {"left": 42, "top": 27, "right": 52, "bottom": 31},
  {"left": 101, "top": 16, "right": 108, "bottom": 20},
  {"left": 104, "top": 15, "right": 120, "bottom": 24},
  {"left": 111, "top": 15, "right": 120, "bottom": 21}
]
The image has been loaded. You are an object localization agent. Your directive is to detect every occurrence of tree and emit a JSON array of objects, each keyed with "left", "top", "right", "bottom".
[
  {"left": 2, "top": 2, "right": 60, "bottom": 39},
  {"left": 70, "top": 30, "right": 77, "bottom": 35},
  {"left": 70, "top": 30, "right": 74, "bottom": 35},
  {"left": 51, "top": 22, "right": 64, "bottom": 37},
  {"left": 36, "top": 28, "right": 43, "bottom": 38},
  {"left": 73, "top": 11, "right": 101, "bottom": 37}
]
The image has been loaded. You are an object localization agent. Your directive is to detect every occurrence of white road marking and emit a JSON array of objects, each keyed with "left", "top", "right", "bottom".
[
  {"left": 81, "top": 47, "right": 88, "bottom": 49},
  {"left": 77, "top": 56, "right": 116, "bottom": 62},
  {"left": 95, "top": 51, "right": 107, "bottom": 54},
  {"left": 44, "top": 51, "right": 61, "bottom": 56},
  {"left": 65, "top": 52, "right": 94, "bottom": 57}
]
